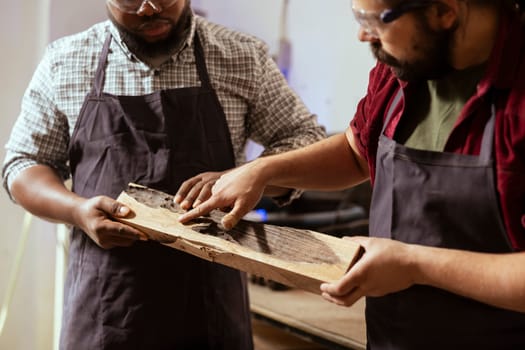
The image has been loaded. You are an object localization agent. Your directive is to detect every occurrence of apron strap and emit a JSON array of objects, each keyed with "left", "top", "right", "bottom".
[
  {"left": 479, "top": 99, "right": 497, "bottom": 162},
  {"left": 93, "top": 33, "right": 112, "bottom": 97},
  {"left": 193, "top": 32, "right": 213, "bottom": 90},
  {"left": 381, "top": 87, "right": 404, "bottom": 134}
]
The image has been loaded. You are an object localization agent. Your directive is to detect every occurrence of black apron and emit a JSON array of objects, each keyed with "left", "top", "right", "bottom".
[
  {"left": 367, "top": 89, "right": 525, "bottom": 349},
  {"left": 61, "top": 32, "right": 252, "bottom": 350}
]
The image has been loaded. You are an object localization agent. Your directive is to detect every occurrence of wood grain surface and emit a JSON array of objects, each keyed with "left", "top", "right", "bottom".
[{"left": 114, "top": 183, "right": 363, "bottom": 294}]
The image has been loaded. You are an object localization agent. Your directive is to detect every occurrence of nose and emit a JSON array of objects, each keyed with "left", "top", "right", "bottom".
[
  {"left": 358, "top": 26, "right": 379, "bottom": 42},
  {"left": 136, "top": 0, "right": 162, "bottom": 16}
]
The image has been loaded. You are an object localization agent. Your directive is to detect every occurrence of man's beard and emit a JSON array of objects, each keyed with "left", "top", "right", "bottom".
[
  {"left": 371, "top": 17, "right": 455, "bottom": 82},
  {"left": 108, "top": 2, "right": 192, "bottom": 60}
]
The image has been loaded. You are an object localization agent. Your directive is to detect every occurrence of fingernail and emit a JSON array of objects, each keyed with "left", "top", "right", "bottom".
[
  {"left": 181, "top": 201, "right": 189, "bottom": 210},
  {"left": 119, "top": 206, "right": 130, "bottom": 216},
  {"left": 222, "top": 219, "right": 233, "bottom": 231},
  {"left": 174, "top": 195, "right": 181, "bottom": 204}
]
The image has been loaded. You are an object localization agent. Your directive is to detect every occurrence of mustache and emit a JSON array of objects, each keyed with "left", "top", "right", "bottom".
[
  {"left": 136, "top": 16, "right": 174, "bottom": 30},
  {"left": 370, "top": 42, "right": 402, "bottom": 67}
]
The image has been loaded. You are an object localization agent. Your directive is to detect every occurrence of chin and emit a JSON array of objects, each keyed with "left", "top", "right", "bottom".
[
  {"left": 390, "top": 62, "right": 452, "bottom": 82},
  {"left": 141, "top": 33, "right": 171, "bottom": 43}
]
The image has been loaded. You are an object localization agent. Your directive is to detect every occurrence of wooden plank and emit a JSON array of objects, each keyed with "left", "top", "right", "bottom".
[{"left": 114, "top": 183, "right": 363, "bottom": 294}]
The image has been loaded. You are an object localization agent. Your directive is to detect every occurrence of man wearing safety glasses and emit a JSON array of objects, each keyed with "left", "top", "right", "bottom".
[
  {"left": 179, "top": 1, "right": 525, "bottom": 348},
  {"left": 2, "top": 0, "right": 326, "bottom": 348}
]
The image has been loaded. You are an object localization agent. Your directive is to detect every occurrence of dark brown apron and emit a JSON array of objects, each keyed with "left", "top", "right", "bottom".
[
  {"left": 367, "top": 89, "right": 525, "bottom": 349},
  {"left": 61, "top": 32, "right": 252, "bottom": 349}
]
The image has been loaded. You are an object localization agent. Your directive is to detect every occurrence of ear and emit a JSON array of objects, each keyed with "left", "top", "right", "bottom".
[{"left": 427, "top": 0, "right": 460, "bottom": 30}]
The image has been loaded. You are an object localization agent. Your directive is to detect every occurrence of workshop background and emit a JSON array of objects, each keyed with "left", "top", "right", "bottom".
[{"left": 0, "top": 0, "right": 374, "bottom": 349}]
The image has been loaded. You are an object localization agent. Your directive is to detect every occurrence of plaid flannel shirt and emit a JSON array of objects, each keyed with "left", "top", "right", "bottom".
[{"left": 3, "top": 14, "right": 325, "bottom": 200}]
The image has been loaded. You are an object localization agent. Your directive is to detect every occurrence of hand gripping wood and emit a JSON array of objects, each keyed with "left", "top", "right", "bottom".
[{"left": 114, "top": 183, "right": 363, "bottom": 294}]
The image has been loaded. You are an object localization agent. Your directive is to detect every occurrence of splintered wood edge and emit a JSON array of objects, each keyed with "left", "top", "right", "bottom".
[
  {"left": 115, "top": 190, "right": 361, "bottom": 282},
  {"left": 114, "top": 186, "right": 362, "bottom": 293}
]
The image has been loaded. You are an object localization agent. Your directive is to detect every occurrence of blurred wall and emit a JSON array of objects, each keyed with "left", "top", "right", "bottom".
[
  {"left": 0, "top": 1, "right": 52, "bottom": 349},
  {"left": 0, "top": 1, "right": 374, "bottom": 349},
  {"left": 0, "top": 1, "right": 105, "bottom": 349},
  {"left": 193, "top": 0, "right": 374, "bottom": 133}
]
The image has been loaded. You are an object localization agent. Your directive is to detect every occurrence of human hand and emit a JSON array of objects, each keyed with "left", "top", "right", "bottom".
[
  {"left": 178, "top": 162, "right": 267, "bottom": 230},
  {"left": 73, "top": 196, "right": 148, "bottom": 249},
  {"left": 320, "top": 236, "right": 417, "bottom": 307},
  {"left": 174, "top": 171, "right": 227, "bottom": 210}
]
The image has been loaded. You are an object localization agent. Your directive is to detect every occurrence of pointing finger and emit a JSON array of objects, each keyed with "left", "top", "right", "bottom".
[{"left": 178, "top": 197, "right": 221, "bottom": 223}]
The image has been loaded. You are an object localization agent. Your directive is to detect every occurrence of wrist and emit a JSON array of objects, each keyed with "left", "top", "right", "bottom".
[
  {"left": 405, "top": 243, "right": 427, "bottom": 286},
  {"left": 68, "top": 195, "right": 88, "bottom": 228},
  {"left": 251, "top": 156, "right": 279, "bottom": 187}
]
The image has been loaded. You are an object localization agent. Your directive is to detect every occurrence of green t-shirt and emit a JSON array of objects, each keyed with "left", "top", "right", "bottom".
[{"left": 395, "top": 65, "right": 486, "bottom": 152}]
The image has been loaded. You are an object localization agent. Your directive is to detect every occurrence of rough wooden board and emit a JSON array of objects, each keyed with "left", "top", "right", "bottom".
[{"left": 114, "top": 183, "right": 363, "bottom": 294}]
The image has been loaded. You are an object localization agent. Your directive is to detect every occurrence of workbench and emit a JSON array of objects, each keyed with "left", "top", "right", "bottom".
[{"left": 249, "top": 283, "right": 367, "bottom": 350}]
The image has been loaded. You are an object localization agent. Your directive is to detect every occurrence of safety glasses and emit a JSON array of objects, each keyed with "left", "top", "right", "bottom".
[
  {"left": 352, "top": 0, "right": 437, "bottom": 37},
  {"left": 107, "top": 0, "right": 180, "bottom": 14}
]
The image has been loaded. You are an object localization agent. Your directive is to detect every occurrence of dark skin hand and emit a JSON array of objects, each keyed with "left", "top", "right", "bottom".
[
  {"left": 11, "top": 165, "right": 147, "bottom": 249},
  {"left": 174, "top": 171, "right": 227, "bottom": 210},
  {"left": 174, "top": 169, "right": 292, "bottom": 213},
  {"left": 73, "top": 195, "right": 148, "bottom": 249}
]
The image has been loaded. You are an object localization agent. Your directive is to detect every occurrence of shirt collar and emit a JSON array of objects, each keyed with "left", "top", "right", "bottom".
[{"left": 478, "top": 6, "right": 525, "bottom": 93}]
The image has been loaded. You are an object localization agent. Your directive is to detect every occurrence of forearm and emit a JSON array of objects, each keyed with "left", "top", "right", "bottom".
[
  {"left": 411, "top": 245, "right": 525, "bottom": 312},
  {"left": 255, "top": 131, "right": 369, "bottom": 192},
  {"left": 10, "top": 165, "right": 84, "bottom": 225},
  {"left": 178, "top": 130, "right": 369, "bottom": 227}
]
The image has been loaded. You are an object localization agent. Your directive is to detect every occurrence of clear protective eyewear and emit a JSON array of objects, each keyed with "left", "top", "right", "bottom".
[
  {"left": 352, "top": 0, "right": 437, "bottom": 37},
  {"left": 107, "top": 0, "right": 179, "bottom": 14}
]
